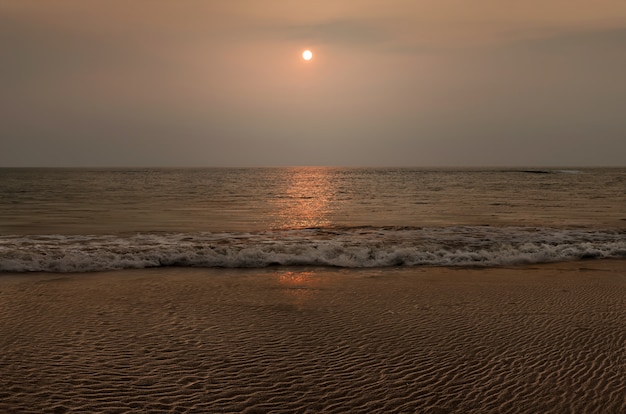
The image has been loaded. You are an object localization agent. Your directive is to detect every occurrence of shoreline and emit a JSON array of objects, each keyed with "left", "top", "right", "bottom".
[{"left": 1, "top": 260, "right": 624, "bottom": 413}]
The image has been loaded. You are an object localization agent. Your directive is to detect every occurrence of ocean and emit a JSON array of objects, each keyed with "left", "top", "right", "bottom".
[{"left": 0, "top": 167, "right": 624, "bottom": 272}]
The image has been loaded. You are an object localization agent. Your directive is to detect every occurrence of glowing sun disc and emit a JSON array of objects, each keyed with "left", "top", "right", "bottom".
[{"left": 302, "top": 50, "right": 313, "bottom": 60}]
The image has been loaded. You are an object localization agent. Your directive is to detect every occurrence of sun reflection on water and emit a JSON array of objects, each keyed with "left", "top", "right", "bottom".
[{"left": 271, "top": 167, "right": 337, "bottom": 229}]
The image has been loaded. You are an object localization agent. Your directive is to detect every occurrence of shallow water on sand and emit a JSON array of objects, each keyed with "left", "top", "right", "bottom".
[{"left": 0, "top": 262, "right": 624, "bottom": 413}]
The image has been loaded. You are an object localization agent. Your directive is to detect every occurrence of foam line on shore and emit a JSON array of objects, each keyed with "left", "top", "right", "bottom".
[{"left": 1, "top": 226, "right": 624, "bottom": 272}]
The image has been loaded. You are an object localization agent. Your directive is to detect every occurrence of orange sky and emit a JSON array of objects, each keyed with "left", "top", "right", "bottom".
[{"left": 1, "top": 1, "right": 625, "bottom": 166}]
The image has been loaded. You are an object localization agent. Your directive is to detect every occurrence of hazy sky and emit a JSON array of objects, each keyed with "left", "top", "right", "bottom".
[{"left": 1, "top": 1, "right": 625, "bottom": 167}]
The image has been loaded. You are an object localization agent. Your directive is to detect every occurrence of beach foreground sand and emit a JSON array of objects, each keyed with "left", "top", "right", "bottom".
[{"left": 1, "top": 260, "right": 624, "bottom": 413}]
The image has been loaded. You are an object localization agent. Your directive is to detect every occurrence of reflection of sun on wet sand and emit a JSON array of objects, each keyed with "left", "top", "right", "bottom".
[
  {"left": 1, "top": 261, "right": 625, "bottom": 413},
  {"left": 277, "top": 270, "right": 325, "bottom": 308}
]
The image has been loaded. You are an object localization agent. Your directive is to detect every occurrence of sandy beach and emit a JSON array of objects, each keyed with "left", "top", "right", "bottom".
[{"left": 1, "top": 260, "right": 624, "bottom": 413}]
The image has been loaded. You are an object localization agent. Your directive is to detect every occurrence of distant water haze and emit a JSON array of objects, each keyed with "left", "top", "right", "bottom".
[{"left": 1, "top": 1, "right": 625, "bottom": 167}]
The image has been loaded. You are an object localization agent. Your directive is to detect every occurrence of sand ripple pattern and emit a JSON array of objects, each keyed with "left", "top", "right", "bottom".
[{"left": 1, "top": 262, "right": 625, "bottom": 413}]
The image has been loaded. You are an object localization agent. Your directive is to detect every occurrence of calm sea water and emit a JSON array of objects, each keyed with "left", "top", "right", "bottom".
[{"left": 0, "top": 167, "right": 624, "bottom": 272}]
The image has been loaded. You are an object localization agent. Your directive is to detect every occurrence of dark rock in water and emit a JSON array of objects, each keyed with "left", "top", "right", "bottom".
[
  {"left": 580, "top": 252, "right": 601, "bottom": 260},
  {"left": 522, "top": 170, "right": 552, "bottom": 174}
]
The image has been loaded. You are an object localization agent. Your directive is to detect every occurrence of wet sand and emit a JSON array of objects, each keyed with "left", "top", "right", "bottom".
[{"left": 1, "top": 260, "right": 624, "bottom": 413}]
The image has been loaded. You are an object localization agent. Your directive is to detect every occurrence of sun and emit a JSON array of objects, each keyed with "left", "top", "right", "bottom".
[{"left": 302, "top": 49, "right": 313, "bottom": 61}]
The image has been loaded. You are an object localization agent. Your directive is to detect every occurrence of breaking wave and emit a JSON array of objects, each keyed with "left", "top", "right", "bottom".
[{"left": 1, "top": 226, "right": 624, "bottom": 273}]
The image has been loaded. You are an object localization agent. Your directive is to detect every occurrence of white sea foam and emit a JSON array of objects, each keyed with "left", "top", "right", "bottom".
[{"left": 1, "top": 227, "right": 624, "bottom": 272}]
